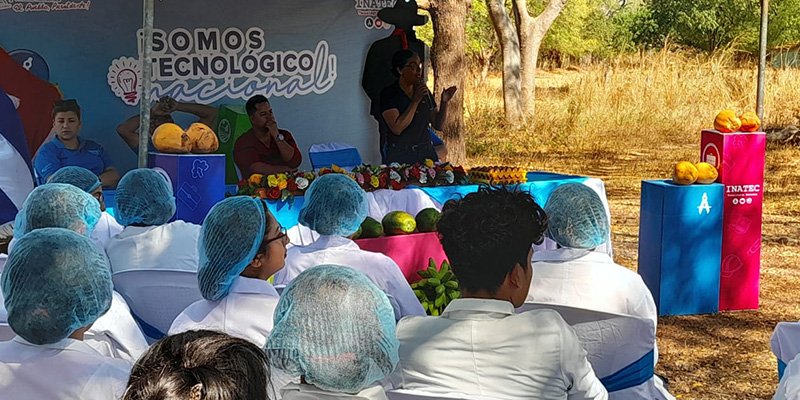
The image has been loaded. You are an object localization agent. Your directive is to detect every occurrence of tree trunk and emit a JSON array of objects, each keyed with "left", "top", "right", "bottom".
[
  {"left": 429, "top": 0, "right": 470, "bottom": 165},
  {"left": 513, "top": 0, "right": 567, "bottom": 117},
  {"left": 485, "top": 0, "right": 524, "bottom": 125}
]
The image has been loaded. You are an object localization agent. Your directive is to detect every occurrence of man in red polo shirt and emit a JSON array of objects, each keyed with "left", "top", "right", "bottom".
[{"left": 233, "top": 95, "right": 302, "bottom": 177}]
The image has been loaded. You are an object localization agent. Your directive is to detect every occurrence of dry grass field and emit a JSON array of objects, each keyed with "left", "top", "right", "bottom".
[{"left": 463, "top": 50, "right": 800, "bottom": 399}]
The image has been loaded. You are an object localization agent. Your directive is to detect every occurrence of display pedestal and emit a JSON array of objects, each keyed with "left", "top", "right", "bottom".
[
  {"left": 149, "top": 153, "right": 225, "bottom": 224},
  {"left": 701, "top": 130, "right": 766, "bottom": 311},
  {"left": 638, "top": 180, "right": 723, "bottom": 316},
  {"left": 356, "top": 232, "right": 447, "bottom": 283}
]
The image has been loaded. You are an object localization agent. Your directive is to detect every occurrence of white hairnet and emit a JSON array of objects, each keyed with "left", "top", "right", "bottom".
[
  {"left": 544, "top": 183, "right": 609, "bottom": 249},
  {"left": 3, "top": 228, "right": 112, "bottom": 344},
  {"left": 298, "top": 174, "right": 368, "bottom": 236},
  {"left": 198, "top": 196, "right": 267, "bottom": 301},
  {"left": 265, "top": 265, "right": 399, "bottom": 393},
  {"left": 115, "top": 168, "right": 176, "bottom": 226},
  {"left": 13, "top": 183, "right": 101, "bottom": 238}
]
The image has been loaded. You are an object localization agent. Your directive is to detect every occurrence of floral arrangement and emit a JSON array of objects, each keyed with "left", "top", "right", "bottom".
[{"left": 237, "top": 160, "right": 469, "bottom": 201}]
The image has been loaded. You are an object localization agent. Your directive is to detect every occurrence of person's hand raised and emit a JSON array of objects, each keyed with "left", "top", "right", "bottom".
[{"left": 441, "top": 86, "right": 458, "bottom": 104}]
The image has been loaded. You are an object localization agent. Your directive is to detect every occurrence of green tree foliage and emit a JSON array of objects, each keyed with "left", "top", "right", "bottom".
[{"left": 769, "top": 0, "right": 800, "bottom": 48}]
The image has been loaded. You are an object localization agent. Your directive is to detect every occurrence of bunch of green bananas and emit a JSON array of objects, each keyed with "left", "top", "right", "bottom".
[{"left": 410, "top": 258, "right": 460, "bottom": 316}]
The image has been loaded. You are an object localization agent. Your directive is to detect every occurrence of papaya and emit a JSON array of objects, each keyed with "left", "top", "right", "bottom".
[
  {"left": 382, "top": 211, "right": 416, "bottom": 235},
  {"left": 152, "top": 123, "right": 192, "bottom": 153},
  {"left": 714, "top": 109, "right": 742, "bottom": 133},
  {"left": 672, "top": 161, "right": 698, "bottom": 185},
  {"left": 694, "top": 162, "right": 719, "bottom": 184},
  {"left": 415, "top": 208, "right": 441, "bottom": 233},
  {"left": 739, "top": 111, "right": 761, "bottom": 132},
  {"left": 186, "top": 122, "right": 219, "bottom": 153}
]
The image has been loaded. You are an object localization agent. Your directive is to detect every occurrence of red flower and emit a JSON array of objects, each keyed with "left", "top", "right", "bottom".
[
  {"left": 390, "top": 180, "right": 402, "bottom": 190},
  {"left": 411, "top": 166, "right": 421, "bottom": 179},
  {"left": 266, "top": 187, "right": 281, "bottom": 200},
  {"left": 287, "top": 179, "right": 298, "bottom": 192},
  {"left": 237, "top": 179, "right": 250, "bottom": 189},
  {"left": 379, "top": 173, "right": 388, "bottom": 188},
  {"left": 255, "top": 188, "right": 268, "bottom": 199}
]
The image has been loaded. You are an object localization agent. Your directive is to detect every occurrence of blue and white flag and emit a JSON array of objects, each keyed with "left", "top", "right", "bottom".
[{"left": 0, "top": 86, "right": 34, "bottom": 224}]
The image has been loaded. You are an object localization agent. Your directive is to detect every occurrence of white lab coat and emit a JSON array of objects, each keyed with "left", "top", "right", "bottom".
[
  {"left": 85, "top": 291, "right": 149, "bottom": 362},
  {"left": 0, "top": 336, "right": 131, "bottom": 399},
  {"left": 275, "top": 235, "right": 425, "bottom": 320},
  {"left": 106, "top": 220, "right": 201, "bottom": 273},
  {"left": 391, "top": 299, "right": 608, "bottom": 400},
  {"left": 91, "top": 211, "right": 123, "bottom": 249},
  {"left": 528, "top": 248, "right": 658, "bottom": 330},
  {"left": 169, "top": 276, "right": 280, "bottom": 347},
  {"left": 775, "top": 353, "right": 800, "bottom": 400},
  {"left": 281, "top": 383, "right": 388, "bottom": 400}
]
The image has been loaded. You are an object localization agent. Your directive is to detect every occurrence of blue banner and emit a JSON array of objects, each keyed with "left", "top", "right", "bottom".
[{"left": 0, "top": 0, "right": 398, "bottom": 173}]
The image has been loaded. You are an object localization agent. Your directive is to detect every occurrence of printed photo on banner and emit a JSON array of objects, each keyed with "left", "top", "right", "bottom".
[{"left": 353, "top": 0, "right": 394, "bottom": 29}]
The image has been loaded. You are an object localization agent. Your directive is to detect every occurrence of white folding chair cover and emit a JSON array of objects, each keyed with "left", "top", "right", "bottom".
[
  {"left": 0, "top": 322, "right": 13, "bottom": 342},
  {"left": 366, "top": 188, "right": 440, "bottom": 222},
  {"left": 517, "top": 302, "right": 674, "bottom": 400},
  {"left": 387, "top": 389, "right": 501, "bottom": 400},
  {"left": 771, "top": 322, "right": 800, "bottom": 378},
  {"left": 112, "top": 269, "right": 203, "bottom": 343}
]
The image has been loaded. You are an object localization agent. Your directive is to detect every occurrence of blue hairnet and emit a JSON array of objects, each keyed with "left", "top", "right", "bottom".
[
  {"left": 544, "top": 183, "right": 609, "bottom": 249},
  {"left": 47, "top": 166, "right": 102, "bottom": 193},
  {"left": 265, "top": 265, "right": 399, "bottom": 393},
  {"left": 198, "top": 196, "right": 267, "bottom": 301},
  {"left": 13, "top": 183, "right": 101, "bottom": 239},
  {"left": 3, "top": 228, "right": 112, "bottom": 345},
  {"left": 298, "top": 174, "right": 368, "bottom": 236},
  {"left": 115, "top": 168, "right": 176, "bottom": 226}
]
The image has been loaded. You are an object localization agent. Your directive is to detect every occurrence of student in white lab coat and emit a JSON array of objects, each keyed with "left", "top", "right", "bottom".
[
  {"left": 528, "top": 183, "right": 657, "bottom": 328},
  {"left": 106, "top": 168, "right": 201, "bottom": 273},
  {"left": 123, "top": 330, "right": 271, "bottom": 400},
  {"left": 47, "top": 165, "right": 123, "bottom": 249},
  {"left": 774, "top": 352, "right": 800, "bottom": 400},
  {"left": 169, "top": 195, "right": 288, "bottom": 346},
  {"left": 0, "top": 228, "right": 131, "bottom": 399},
  {"left": 8, "top": 183, "right": 148, "bottom": 362},
  {"left": 274, "top": 173, "right": 424, "bottom": 320},
  {"left": 266, "top": 265, "right": 399, "bottom": 400},
  {"left": 392, "top": 186, "right": 608, "bottom": 400}
]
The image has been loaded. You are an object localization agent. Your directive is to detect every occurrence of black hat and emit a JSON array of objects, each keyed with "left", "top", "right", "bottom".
[{"left": 378, "top": 0, "right": 427, "bottom": 27}]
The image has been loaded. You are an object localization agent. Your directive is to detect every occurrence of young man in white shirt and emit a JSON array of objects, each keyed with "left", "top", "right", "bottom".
[
  {"left": 0, "top": 228, "right": 131, "bottom": 399},
  {"left": 275, "top": 173, "right": 424, "bottom": 320},
  {"left": 529, "top": 183, "right": 657, "bottom": 328},
  {"left": 392, "top": 186, "right": 608, "bottom": 400},
  {"left": 105, "top": 168, "right": 201, "bottom": 273}
]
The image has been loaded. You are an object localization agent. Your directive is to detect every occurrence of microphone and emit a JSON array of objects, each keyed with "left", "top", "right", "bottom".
[{"left": 419, "top": 79, "right": 435, "bottom": 111}]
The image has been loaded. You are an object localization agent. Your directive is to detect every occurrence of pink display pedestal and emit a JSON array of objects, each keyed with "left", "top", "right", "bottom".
[
  {"left": 355, "top": 232, "right": 448, "bottom": 283},
  {"left": 701, "top": 129, "right": 766, "bottom": 311}
]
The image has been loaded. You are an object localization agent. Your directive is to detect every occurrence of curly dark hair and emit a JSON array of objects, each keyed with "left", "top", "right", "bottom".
[
  {"left": 437, "top": 186, "right": 547, "bottom": 294},
  {"left": 123, "top": 330, "right": 272, "bottom": 400}
]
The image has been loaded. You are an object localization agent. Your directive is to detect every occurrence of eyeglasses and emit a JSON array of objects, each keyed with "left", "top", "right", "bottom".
[
  {"left": 262, "top": 225, "right": 287, "bottom": 246},
  {"left": 403, "top": 63, "right": 422, "bottom": 71}
]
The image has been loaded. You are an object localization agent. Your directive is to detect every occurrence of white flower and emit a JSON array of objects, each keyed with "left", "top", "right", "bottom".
[
  {"left": 389, "top": 170, "right": 402, "bottom": 182},
  {"left": 389, "top": 162, "right": 401, "bottom": 169},
  {"left": 296, "top": 177, "right": 309, "bottom": 190},
  {"left": 445, "top": 170, "right": 454, "bottom": 184},
  {"left": 419, "top": 173, "right": 428, "bottom": 184}
]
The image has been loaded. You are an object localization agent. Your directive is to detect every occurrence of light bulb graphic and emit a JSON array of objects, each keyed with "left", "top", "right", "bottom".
[
  {"left": 108, "top": 57, "right": 142, "bottom": 105},
  {"left": 117, "top": 69, "right": 138, "bottom": 103}
]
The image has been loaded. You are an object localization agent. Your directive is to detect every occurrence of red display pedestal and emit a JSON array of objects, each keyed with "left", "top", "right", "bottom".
[
  {"left": 700, "top": 130, "right": 766, "bottom": 311},
  {"left": 355, "top": 232, "right": 448, "bottom": 283}
]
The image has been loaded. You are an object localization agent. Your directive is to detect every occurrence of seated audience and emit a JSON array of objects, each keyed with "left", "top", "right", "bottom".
[
  {"left": 48, "top": 165, "right": 123, "bottom": 248},
  {"left": 35, "top": 99, "right": 120, "bottom": 187},
  {"left": 106, "top": 168, "right": 200, "bottom": 273},
  {"left": 0, "top": 228, "right": 131, "bottom": 398},
  {"left": 274, "top": 173, "right": 424, "bottom": 320},
  {"left": 391, "top": 186, "right": 608, "bottom": 399},
  {"left": 265, "top": 265, "right": 399, "bottom": 400},
  {"left": 123, "top": 330, "right": 271, "bottom": 400},
  {"left": 117, "top": 96, "right": 218, "bottom": 152},
  {"left": 528, "top": 183, "right": 657, "bottom": 328},
  {"left": 170, "top": 196, "right": 288, "bottom": 346},
  {"left": 775, "top": 352, "right": 800, "bottom": 400},
  {"left": 9, "top": 183, "right": 148, "bottom": 362},
  {"left": 233, "top": 95, "right": 302, "bottom": 177}
]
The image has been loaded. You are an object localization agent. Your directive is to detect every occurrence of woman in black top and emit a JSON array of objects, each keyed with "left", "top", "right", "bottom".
[{"left": 380, "top": 50, "right": 457, "bottom": 165}]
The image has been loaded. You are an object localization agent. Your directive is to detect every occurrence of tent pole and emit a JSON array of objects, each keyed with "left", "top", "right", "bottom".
[
  {"left": 138, "top": 0, "right": 155, "bottom": 168},
  {"left": 756, "top": 0, "right": 768, "bottom": 124}
]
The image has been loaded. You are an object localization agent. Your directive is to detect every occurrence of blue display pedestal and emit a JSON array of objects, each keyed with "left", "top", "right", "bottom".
[
  {"left": 149, "top": 153, "right": 225, "bottom": 224},
  {"left": 638, "top": 180, "right": 724, "bottom": 316}
]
